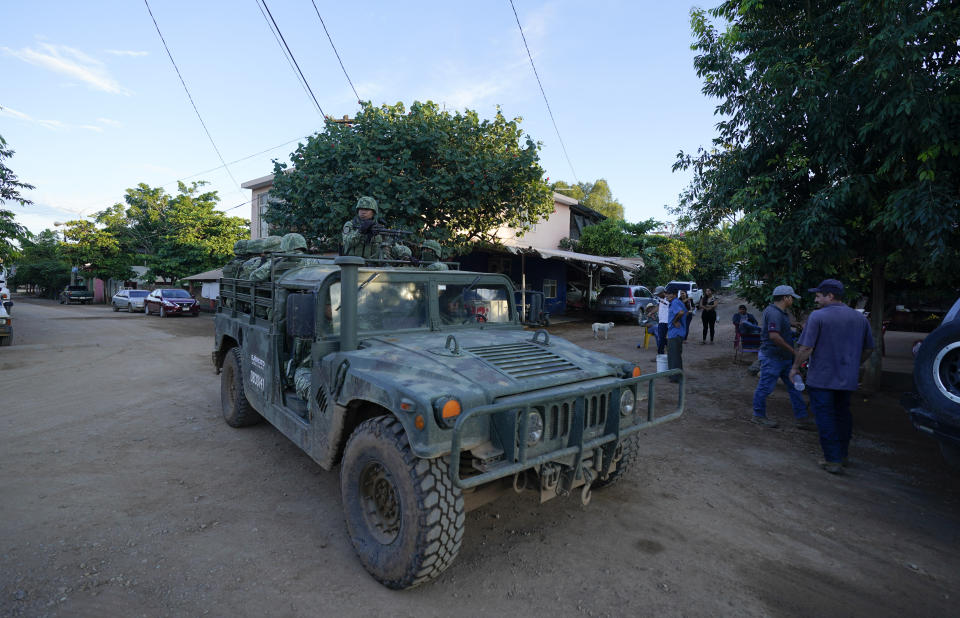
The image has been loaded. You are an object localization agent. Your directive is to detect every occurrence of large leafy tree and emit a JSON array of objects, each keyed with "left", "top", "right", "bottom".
[
  {"left": 684, "top": 227, "right": 733, "bottom": 286},
  {"left": 266, "top": 101, "right": 553, "bottom": 251},
  {"left": 58, "top": 219, "right": 135, "bottom": 282},
  {"left": 0, "top": 134, "right": 34, "bottom": 264},
  {"left": 100, "top": 182, "right": 248, "bottom": 283},
  {"left": 551, "top": 179, "right": 625, "bottom": 219},
  {"left": 674, "top": 1, "right": 960, "bottom": 387},
  {"left": 11, "top": 231, "right": 69, "bottom": 298}
]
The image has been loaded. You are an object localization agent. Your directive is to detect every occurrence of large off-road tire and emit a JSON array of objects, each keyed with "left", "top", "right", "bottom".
[
  {"left": 593, "top": 433, "right": 641, "bottom": 489},
  {"left": 914, "top": 321, "right": 960, "bottom": 418},
  {"left": 340, "top": 416, "right": 464, "bottom": 589},
  {"left": 220, "top": 347, "right": 260, "bottom": 427}
]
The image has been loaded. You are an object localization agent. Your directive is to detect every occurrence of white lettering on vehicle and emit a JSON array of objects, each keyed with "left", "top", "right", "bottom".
[
  {"left": 250, "top": 354, "right": 265, "bottom": 371},
  {"left": 250, "top": 371, "right": 265, "bottom": 391}
]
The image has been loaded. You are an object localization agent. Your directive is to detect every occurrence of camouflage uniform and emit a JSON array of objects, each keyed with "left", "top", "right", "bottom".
[
  {"left": 421, "top": 239, "right": 448, "bottom": 271},
  {"left": 222, "top": 239, "right": 250, "bottom": 279},
  {"left": 238, "top": 238, "right": 267, "bottom": 278},
  {"left": 250, "top": 235, "right": 293, "bottom": 282},
  {"left": 341, "top": 196, "right": 409, "bottom": 260}
]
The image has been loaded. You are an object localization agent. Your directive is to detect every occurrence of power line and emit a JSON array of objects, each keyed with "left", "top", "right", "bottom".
[
  {"left": 171, "top": 136, "right": 306, "bottom": 185},
  {"left": 253, "top": 0, "right": 317, "bottom": 108},
  {"left": 309, "top": 0, "right": 360, "bottom": 102},
  {"left": 256, "top": 0, "right": 327, "bottom": 118},
  {"left": 142, "top": 0, "right": 240, "bottom": 190},
  {"left": 508, "top": 0, "right": 578, "bottom": 184}
]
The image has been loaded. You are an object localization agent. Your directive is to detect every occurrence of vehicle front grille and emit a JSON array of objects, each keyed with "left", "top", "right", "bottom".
[
  {"left": 541, "top": 393, "right": 609, "bottom": 440},
  {"left": 464, "top": 342, "right": 580, "bottom": 379}
]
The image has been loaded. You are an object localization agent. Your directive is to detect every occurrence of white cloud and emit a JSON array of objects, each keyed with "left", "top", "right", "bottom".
[
  {"left": 96, "top": 118, "right": 122, "bottom": 127},
  {"left": 1, "top": 105, "right": 116, "bottom": 133},
  {"left": 0, "top": 106, "right": 31, "bottom": 121},
  {"left": 2, "top": 43, "right": 132, "bottom": 95},
  {"left": 104, "top": 49, "right": 148, "bottom": 57},
  {"left": 78, "top": 125, "right": 104, "bottom": 132}
]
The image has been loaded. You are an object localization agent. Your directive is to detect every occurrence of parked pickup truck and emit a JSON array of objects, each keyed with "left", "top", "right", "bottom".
[
  {"left": 903, "top": 296, "right": 960, "bottom": 469},
  {"left": 59, "top": 285, "right": 94, "bottom": 304}
]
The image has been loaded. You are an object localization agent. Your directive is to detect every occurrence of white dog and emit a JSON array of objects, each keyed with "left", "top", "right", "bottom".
[{"left": 592, "top": 322, "right": 615, "bottom": 339}]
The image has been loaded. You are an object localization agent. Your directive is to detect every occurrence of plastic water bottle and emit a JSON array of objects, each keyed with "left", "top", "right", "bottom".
[{"left": 792, "top": 374, "right": 805, "bottom": 391}]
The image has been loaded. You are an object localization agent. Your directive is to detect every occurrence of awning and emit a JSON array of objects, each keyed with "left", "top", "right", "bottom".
[{"left": 502, "top": 246, "right": 644, "bottom": 282}]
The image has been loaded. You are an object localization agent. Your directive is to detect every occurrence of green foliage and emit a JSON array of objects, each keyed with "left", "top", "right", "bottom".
[
  {"left": 11, "top": 231, "right": 70, "bottom": 297},
  {"left": 550, "top": 178, "right": 625, "bottom": 219},
  {"left": 267, "top": 101, "right": 553, "bottom": 251},
  {"left": 99, "top": 182, "right": 249, "bottom": 283},
  {"left": 0, "top": 134, "right": 34, "bottom": 264},
  {"left": 576, "top": 219, "right": 634, "bottom": 256},
  {"left": 675, "top": 1, "right": 960, "bottom": 313},
  {"left": 640, "top": 236, "right": 694, "bottom": 286},
  {"left": 683, "top": 227, "right": 733, "bottom": 285},
  {"left": 59, "top": 219, "right": 134, "bottom": 282}
]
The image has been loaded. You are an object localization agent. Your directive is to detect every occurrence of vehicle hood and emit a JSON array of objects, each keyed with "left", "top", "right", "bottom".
[{"left": 337, "top": 328, "right": 628, "bottom": 403}]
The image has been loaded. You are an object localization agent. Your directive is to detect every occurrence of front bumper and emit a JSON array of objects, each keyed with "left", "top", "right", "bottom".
[
  {"left": 450, "top": 370, "right": 685, "bottom": 489},
  {"left": 162, "top": 303, "right": 199, "bottom": 315}
]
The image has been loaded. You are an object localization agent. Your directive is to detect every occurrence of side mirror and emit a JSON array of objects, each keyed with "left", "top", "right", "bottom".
[{"left": 286, "top": 293, "right": 316, "bottom": 339}]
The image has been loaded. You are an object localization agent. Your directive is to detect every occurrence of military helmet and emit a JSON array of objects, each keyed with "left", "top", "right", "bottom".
[
  {"left": 355, "top": 196, "right": 379, "bottom": 214},
  {"left": 247, "top": 238, "right": 266, "bottom": 254},
  {"left": 262, "top": 235, "right": 283, "bottom": 253},
  {"left": 421, "top": 239, "right": 442, "bottom": 259},
  {"left": 281, "top": 233, "right": 307, "bottom": 252},
  {"left": 233, "top": 239, "right": 249, "bottom": 255}
]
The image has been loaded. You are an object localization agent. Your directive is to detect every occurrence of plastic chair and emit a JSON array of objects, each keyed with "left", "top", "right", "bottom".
[{"left": 735, "top": 323, "right": 762, "bottom": 363}]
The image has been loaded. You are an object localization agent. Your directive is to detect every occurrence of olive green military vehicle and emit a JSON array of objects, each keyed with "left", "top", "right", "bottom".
[{"left": 213, "top": 253, "right": 684, "bottom": 589}]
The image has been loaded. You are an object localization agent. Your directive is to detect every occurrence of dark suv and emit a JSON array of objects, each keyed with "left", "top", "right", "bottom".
[{"left": 596, "top": 285, "right": 655, "bottom": 322}]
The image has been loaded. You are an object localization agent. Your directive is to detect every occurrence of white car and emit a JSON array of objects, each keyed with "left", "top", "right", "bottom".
[
  {"left": 112, "top": 289, "right": 150, "bottom": 312},
  {"left": 666, "top": 281, "right": 702, "bottom": 305}
]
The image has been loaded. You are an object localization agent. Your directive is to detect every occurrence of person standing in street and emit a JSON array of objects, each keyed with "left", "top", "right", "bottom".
[
  {"left": 791, "top": 279, "right": 874, "bottom": 474},
  {"left": 751, "top": 285, "right": 815, "bottom": 429},
  {"left": 679, "top": 290, "right": 695, "bottom": 342},
  {"left": 699, "top": 287, "right": 718, "bottom": 344},
  {"left": 665, "top": 284, "right": 687, "bottom": 382},
  {"left": 644, "top": 286, "right": 670, "bottom": 357}
]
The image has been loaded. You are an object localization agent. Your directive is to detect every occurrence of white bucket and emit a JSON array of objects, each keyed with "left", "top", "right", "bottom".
[{"left": 656, "top": 354, "right": 668, "bottom": 373}]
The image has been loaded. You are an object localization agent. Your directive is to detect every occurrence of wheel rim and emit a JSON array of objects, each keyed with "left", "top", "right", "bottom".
[
  {"left": 359, "top": 461, "right": 401, "bottom": 544},
  {"left": 933, "top": 341, "right": 960, "bottom": 404}
]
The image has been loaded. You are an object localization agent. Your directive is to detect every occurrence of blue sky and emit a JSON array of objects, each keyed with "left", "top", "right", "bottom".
[{"left": 2, "top": 0, "right": 721, "bottom": 236}]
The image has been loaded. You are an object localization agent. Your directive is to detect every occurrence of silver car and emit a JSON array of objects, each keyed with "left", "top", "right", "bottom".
[
  {"left": 112, "top": 289, "right": 149, "bottom": 312},
  {"left": 596, "top": 285, "right": 656, "bottom": 322}
]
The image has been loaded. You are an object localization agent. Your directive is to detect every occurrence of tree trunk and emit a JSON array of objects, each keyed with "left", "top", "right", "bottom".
[{"left": 862, "top": 261, "right": 885, "bottom": 391}]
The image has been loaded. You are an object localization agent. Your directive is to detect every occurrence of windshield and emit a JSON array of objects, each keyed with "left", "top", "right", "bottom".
[
  {"left": 670, "top": 282, "right": 691, "bottom": 291},
  {"left": 162, "top": 289, "right": 191, "bottom": 298},
  {"left": 439, "top": 283, "right": 513, "bottom": 324},
  {"left": 67, "top": 286, "right": 87, "bottom": 291},
  {"left": 128, "top": 290, "right": 148, "bottom": 298}
]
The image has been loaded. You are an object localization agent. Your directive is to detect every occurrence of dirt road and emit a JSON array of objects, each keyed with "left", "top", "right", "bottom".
[{"left": 2, "top": 297, "right": 958, "bottom": 617}]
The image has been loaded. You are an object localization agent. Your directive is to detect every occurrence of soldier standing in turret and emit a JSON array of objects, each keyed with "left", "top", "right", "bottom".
[{"left": 341, "top": 196, "right": 411, "bottom": 261}]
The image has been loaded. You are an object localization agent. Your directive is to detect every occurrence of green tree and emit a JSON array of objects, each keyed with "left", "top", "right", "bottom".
[
  {"left": 684, "top": 227, "right": 732, "bottom": 286},
  {"left": 11, "top": 231, "right": 70, "bottom": 298},
  {"left": 550, "top": 178, "right": 625, "bottom": 219},
  {"left": 675, "top": 1, "right": 960, "bottom": 388},
  {"left": 58, "top": 219, "right": 135, "bottom": 283},
  {"left": 640, "top": 236, "right": 695, "bottom": 286},
  {"left": 266, "top": 101, "right": 553, "bottom": 251},
  {"left": 0, "top": 134, "right": 34, "bottom": 264},
  {"left": 101, "top": 182, "right": 248, "bottom": 283}
]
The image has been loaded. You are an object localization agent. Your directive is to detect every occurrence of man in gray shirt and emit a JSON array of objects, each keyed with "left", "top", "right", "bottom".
[
  {"left": 751, "top": 285, "right": 813, "bottom": 428},
  {"left": 791, "top": 279, "right": 874, "bottom": 474}
]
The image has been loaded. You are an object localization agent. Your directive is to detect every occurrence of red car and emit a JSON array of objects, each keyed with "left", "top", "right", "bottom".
[{"left": 144, "top": 288, "right": 200, "bottom": 317}]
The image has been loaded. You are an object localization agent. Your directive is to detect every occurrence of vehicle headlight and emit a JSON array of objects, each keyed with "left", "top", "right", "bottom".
[
  {"left": 526, "top": 411, "right": 544, "bottom": 446},
  {"left": 620, "top": 389, "right": 636, "bottom": 416},
  {"left": 0, "top": 318, "right": 6, "bottom": 325}
]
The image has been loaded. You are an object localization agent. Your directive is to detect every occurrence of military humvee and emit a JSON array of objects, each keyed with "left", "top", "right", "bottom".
[{"left": 213, "top": 253, "right": 684, "bottom": 589}]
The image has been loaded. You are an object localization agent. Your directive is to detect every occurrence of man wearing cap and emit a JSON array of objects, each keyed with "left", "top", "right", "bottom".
[
  {"left": 751, "top": 285, "right": 814, "bottom": 429},
  {"left": 643, "top": 286, "right": 670, "bottom": 356},
  {"left": 664, "top": 284, "right": 687, "bottom": 382},
  {"left": 791, "top": 279, "right": 873, "bottom": 474}
]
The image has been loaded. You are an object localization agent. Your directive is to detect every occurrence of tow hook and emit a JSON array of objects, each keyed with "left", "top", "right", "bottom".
[{"left": 580, "top": 468, "right": 594, "bottom": 506}]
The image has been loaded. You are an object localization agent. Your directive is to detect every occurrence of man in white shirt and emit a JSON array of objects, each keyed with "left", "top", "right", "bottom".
[{"left": 643, "top": 286, "right": 670, "bottom": 355}]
